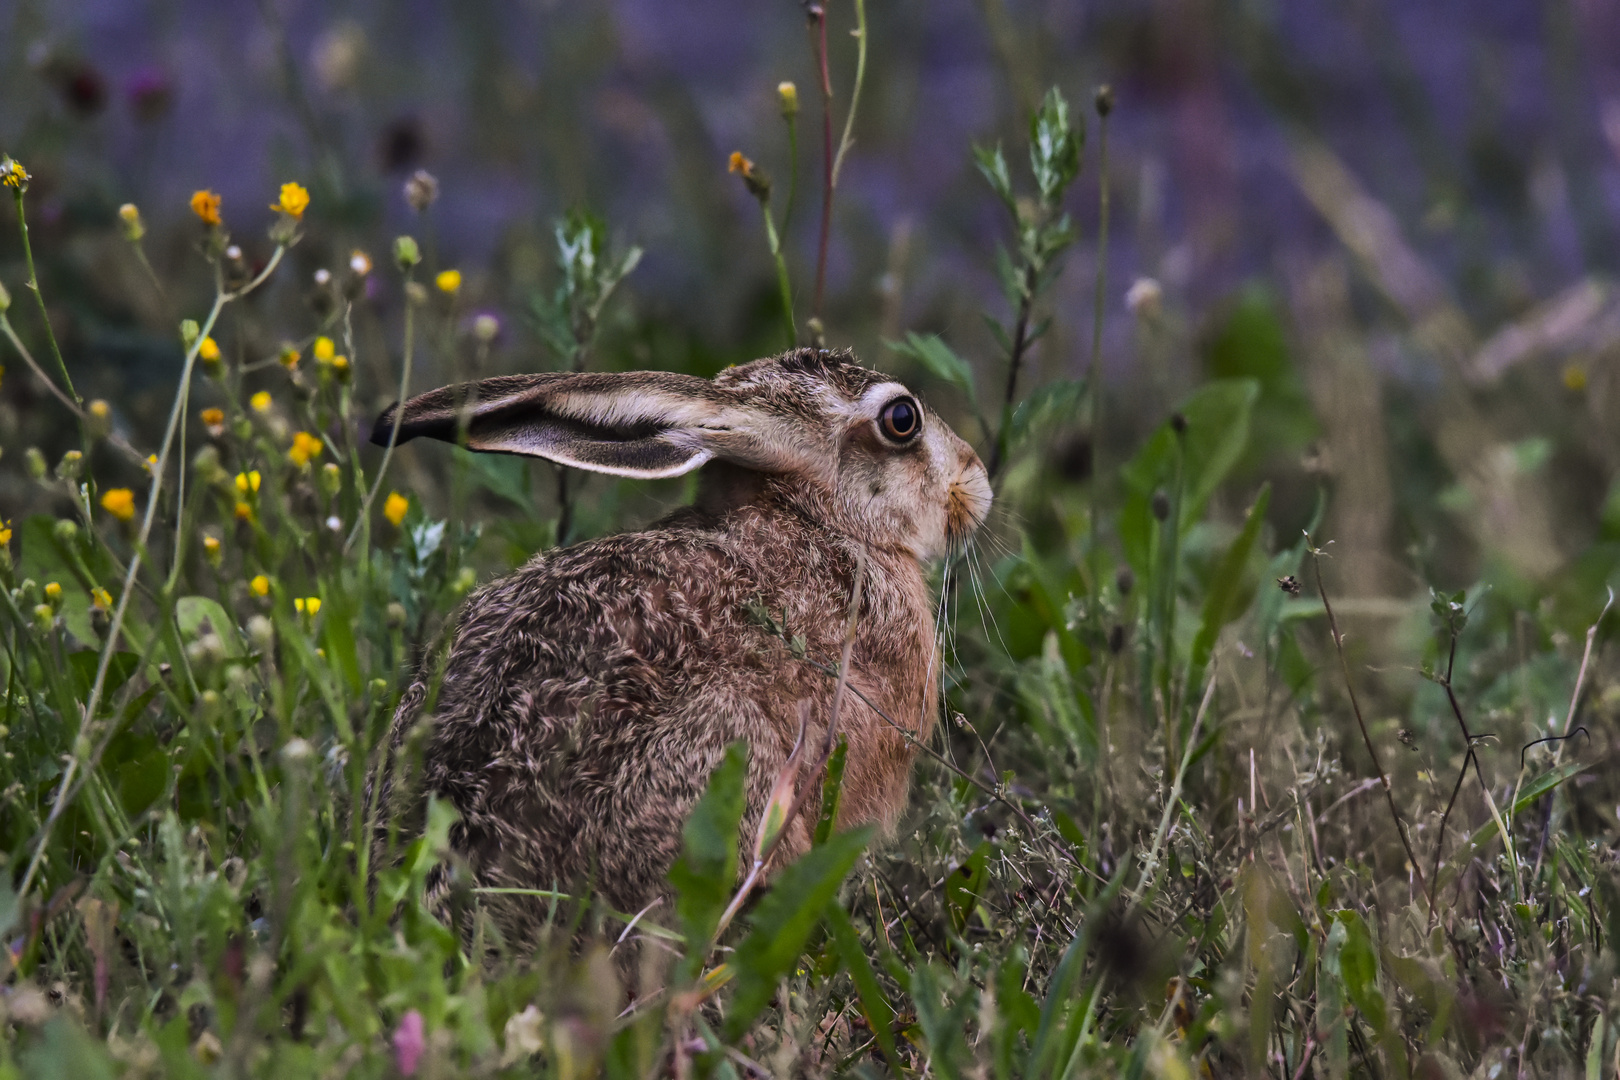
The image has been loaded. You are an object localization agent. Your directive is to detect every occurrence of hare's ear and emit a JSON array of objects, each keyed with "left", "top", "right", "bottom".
[{"left": 370, "top": 371, "right": 778, "bottom": 479}]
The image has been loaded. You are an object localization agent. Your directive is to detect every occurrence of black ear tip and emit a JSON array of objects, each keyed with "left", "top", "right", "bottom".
[{"left": 370, "top": 404, "right": 404, "bottom": 447}]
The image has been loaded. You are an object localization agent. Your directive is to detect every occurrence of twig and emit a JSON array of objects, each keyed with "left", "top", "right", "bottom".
[
  {"left": 0, "top": 314, "right": 146, "bottom": 468},
  {"left": 808, "top": 3, "right": 834, "bottom": 327},
  {"left": 1130, "top": 664, "right": 1218, "bottom": 904},
  {"left": 830, "top": 0, "right": 868, "bottom": 189},
  {"left": 347, "top": 270, "right": 417, "bottom": 553},
  {"left": 1309, "top": 538, "right": 1431, "bottom": 912},
  {"left": 10, "top": 185, "right": 79, "bottom": 404}
]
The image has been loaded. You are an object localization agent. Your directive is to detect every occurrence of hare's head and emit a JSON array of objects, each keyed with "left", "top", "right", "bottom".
[{"left": 372, "top": 348, "right": 990, "bottom": 557}]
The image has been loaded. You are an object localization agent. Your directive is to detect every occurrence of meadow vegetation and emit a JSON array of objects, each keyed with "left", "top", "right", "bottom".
[{"left": 2, "top": 9, "right": 1619, "bottom": 1079}]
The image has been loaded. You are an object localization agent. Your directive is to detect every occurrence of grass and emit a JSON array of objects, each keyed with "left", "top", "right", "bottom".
[{"left": 1, "top": 60, "right": 1618, "bottom": 1080}]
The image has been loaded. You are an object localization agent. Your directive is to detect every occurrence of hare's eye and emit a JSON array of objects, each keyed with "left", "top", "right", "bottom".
[{"left": 879, "top": 397, "right": 921, "bottom": 443}]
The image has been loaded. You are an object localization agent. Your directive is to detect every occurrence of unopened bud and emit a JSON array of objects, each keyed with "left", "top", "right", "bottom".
[
  {"left": 117, "top": 203, "right": 145, "bottom": 241},
  {"left": 393, "top": 235, "right": 421, "bottom": 270},
  {"left": 386, "top": 601, "right": 407, "bottom": 630},
  {"left": 55, "top": 449, "right": 83, "bottom": 482},
  {"left": 86, "top": 399, "right": 112, "bottom": 439},
  {"left": 0, "top": 279, "right": 10, "bottom": 312},
  {"left": 1094, "top": 84, "right": 1114, "bottom": 118},
  {"left": 1151, "top": 490, "right": 1171, "bottom": 522},
  {"left": 53, "top": 519, "right": 79, "bottom": 545},
  {"left": 778, "top": 81, "right": 799, "bottom": 118},
  {"left": 320, "top": 461, "right": 342, "bottom": 496},
  {"left": 404, "top": 169, "right": 439, "bottom": 213},
  {"left": 25, "top": 447, "right": 47, "bottom": 479},
  {"left": 179, "top": 319, "right": 200, "bottom": 350},
  {"left": 473, "top": 313, "right": 500, "bottom": 344}
]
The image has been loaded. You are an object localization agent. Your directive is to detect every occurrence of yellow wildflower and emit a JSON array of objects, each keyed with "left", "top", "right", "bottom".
[
  {"left": 778, "top": 82, "right": 799, "bottom": 117},
  {"left": 88, "top": 399, "right": 111, "bottom": 421},
  {"left": 383, "top": 491, "right": 409, "bottom": 527},
  {"left": 728, "top": 151, "right": 753, "bottom": 176},
  {"left": 146, "top": 454, "right": 159, "bottom": 473},
  {"left": 288, "top": 431, "right": 324, "bottom": 467},
  {"left": 198, "top": 337, "right": 220, "bottom": 361},
  {"left": 44, "top": 582, "right": 62, "bottom": 602},
  {"left": 269, "top": 181, "right": 310, "bottom": 218},
  {"left": 331, "top": 355, "right": 349, "bottom": 375},
  {"left": 101, "top": 488, "right": 137, "bottom": 521},
  {"left": 313, "top": 336, "right": 336, "bottom": 364},
  {"left": 250, "top": 390, "right": 272, "bottom": 413},
  {"left": 1, "top": 159, "right": 30, "bottom": 189},
  {"left": 202, "top": 535, "right": 222, "bottom": 565},
  {"left": 0, "top": 520, "right": 11, "bottom": 547},
  {"left": 91, "top": 587, "right": 113, "bottom": 610},
  {"left": 435, "top": 269, "right": 461, "bottom": 295},
  {"left": 279, "top": 344, "right": 300, "bottom": 369},
  {"left": 250, "top": 574, "right": 270, "bottom": 597},
  {"left": 294, "top": 596, "right": 322, "bottom": 617},
  {"left": 190, "top": 189, "right": 222, "bottom": 226},
  {"left": 201, "top": 408, "right": 226, "bottom": 436},
  {"left": 234, "top": 470, "right": 262, "bottom": 494},
  {"left": 234, "top": 502, "right": 254, "bottom": 521},
  {"left": 1563, "top": 364, "right": 1588, "bottom": 392}
]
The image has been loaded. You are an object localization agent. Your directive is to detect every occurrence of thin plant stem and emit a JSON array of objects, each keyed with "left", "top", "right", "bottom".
[
  {"left": 1309, "top": 540, "right": 1431, "bottom": 912},
  {"left": 1130, "top": 665, "right": 1219, "bottom": 904},
  {"left": 984, "top": 265, "right": 1037, "bottom": 479},
  {"left": 762, "top": 201, "right": 797, "bottom": 348},
  {"left": 0, "top": 314, "right": 145, "bottom": 468},
  {"left": 782, "top": 109, "right": 800, "bottom": 235},
  {"left": 11, "top": 188, "right": 79, "bottom": 404},
  {"left": 14, "top": 245, "right": 285, "bottom": 907},
  {"left": 347, "top": 272, "right": 417, "bottom": 554},
  {"left": 1088, "top": 94, "right": 1111, "bottom": 577},
  {"left": 830, "top": 0, "right": 868, "bottom": 188},
  {"left": 809, "top": 3, "right": 834, "bottom": 326}
]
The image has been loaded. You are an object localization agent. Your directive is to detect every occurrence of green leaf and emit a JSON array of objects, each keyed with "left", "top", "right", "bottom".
[
  {"left": 911, "top": 962, "right": 974, "bottom": 1080},
  {"left": 1331, "top": 911, "right": 1384, "bottom": 1031},
  {"left": 721, "top": 825, "right": 872, "bottom": 1039},
  {"left": 175, "top": 596, "right": 242, "bottom": 657},
  {"left": 1119, "top": 380, "right": 1259, "bottom": 576},
  {"left": 887, "top": 332, "right": 977, "bottom": 406},
  {"left": 813, "top": 737, "right": 848, "bottom": 848},
  {"left": 943, "top": 842, "right": 991, "bottom": 934},
  {"left": 450, "top": 446, "right": 533, "bottom": 512},
  {"left": 1185, "top": 483, "right": 1271, "bottom": 700},
  {"left": 1028, "top": 87, "right": 1083, "bottom": 204},
  {"left": 825, "top": 901, "right": 904, "bottom": 1077},
  {"left": 1005, "top": 378, "right": 1086, "bottom": 452},
  {"left": 973, "top": 144, "right": 1016, "bottom": 216},
  {"left": 667, "top": 742, "right": 748, "bottom": 981}
]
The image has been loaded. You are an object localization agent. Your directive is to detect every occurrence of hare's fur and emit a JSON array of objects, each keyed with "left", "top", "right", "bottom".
[{"left": 378, "top": 350, "right": 988, "bottom": 942}]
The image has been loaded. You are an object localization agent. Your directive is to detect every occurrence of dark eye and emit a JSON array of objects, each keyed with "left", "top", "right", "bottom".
[{"left": 879, "top": 397, "right": 921, "bottom": 443}]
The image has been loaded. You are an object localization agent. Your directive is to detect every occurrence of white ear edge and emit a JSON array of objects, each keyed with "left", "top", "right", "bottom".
[{"left": 540, "top": 446, "right": 715, "bottom": 480}]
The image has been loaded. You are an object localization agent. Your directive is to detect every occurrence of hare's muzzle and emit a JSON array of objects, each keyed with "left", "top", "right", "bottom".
[{"left": 946, "top": 450, "right": 992, "bottom": 549}]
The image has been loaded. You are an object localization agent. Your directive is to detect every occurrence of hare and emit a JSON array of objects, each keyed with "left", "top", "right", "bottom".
[{"left": 373, "top": 348, "right": 990, "bottom": 944}]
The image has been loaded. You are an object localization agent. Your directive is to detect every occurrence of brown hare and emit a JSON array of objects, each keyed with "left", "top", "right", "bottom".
[{"left": 373, "top": 348, "right": 990, "bottom": 944}]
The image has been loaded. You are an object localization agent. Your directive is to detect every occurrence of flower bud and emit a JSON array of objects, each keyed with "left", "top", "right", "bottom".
[
  {"left": 404, "top": 169, "right": 439, "bottom": 213},
  {"left": 55, "top": 449, "right": 83, "bottom": 482},
  {"left": 33, "top": 603, "right": 55, "bottom": 634},
  {"left": 472, "top": 313, "right": 500, "bottom": 344},
  {"left": 247, "top": 614, "right": 275, "bottom": 654},
  {"left": 1151, "top": 490, "right": 1171, "bottom": 522},
  {"left": 54, "top": 518, "right": 79, "bottom": 545},
  {"left": 116, "top": 203, "right": 146, "bottom": 242},
  {"left": 778, "top": 81, "right": 799, "bottom": 118},
  {"left": 1094, "top": 84, "right": 1114, "bottom": 118},
  {"left": 25, "top": 447, "right": 46, "bottom": 479},
  {"left": 0, "top": 279, "right": 10, "bottom": 312},
  {"left": 386, "top": 601, "right": 407, "bottom": 630},
  {"left": 320, "top": 461, "right": 342, "bottom": 497},
  {"left": 1115, "top": 565, "right": 1135, "bottom": 597},
  {"left": 393, "top": 235, "right": 421, "bottom": 270},
  {"left": 86, "top": 399, "right": 112, "bottom": 439}
]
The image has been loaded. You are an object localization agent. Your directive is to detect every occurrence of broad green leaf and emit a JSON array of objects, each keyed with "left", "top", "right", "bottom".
[
  {"left": 825, "top": 901, "right": 904, "bottom": 1077},
  {"left": 175, "top": 596, "right": 243, "bottom": 656},
  {"left": 1005, "top": 378, "right": 1086, "bottom": 451},
  {"left": 943, "top": 841, "right": 991, "bottom": 934},
  {"left": 721, "top": 825, "right": 872, "bottom": 1039},
  {"left": 1119, "top": 380, "right": 1259, "bottom": 576},
  {"left": 451, "top": 445, "right": 533, "bottom": 512},
  {"left": 813, "top": 737, "right": 848, "bottom": 847},
  {"left": 1185, "top": 483, "right": 1271, "bottom": 703},
  {"left": 887, "top": 332, "right": 977, "bottom": 406},
  {"left": 1331, "top": 911, "right": 1384, "bottom": 1031},
  {"left": 667, "top": 742, "right": 748, "bottom": 981}
]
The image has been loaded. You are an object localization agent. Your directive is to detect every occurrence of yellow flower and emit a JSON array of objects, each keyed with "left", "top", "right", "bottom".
[
  {"left": 44, "top": 582, "right": 62, "bottom": 603},
  {"left": 250, "top": 390, "right": 272, "bottom": 413},
  {"left": 198, "top": 337, "right": 220, "bottom": 361},
  {"left": 294, "top": 596, "right": 322, "bottom": 617},
  {"left": 1, "top": 158, "right": 30, "bottom": 189},
  {"left": 279, "top": 344, "right": 300, "bottom": 369},
  {"left": 234, "top": 470, "right": 262, "bottom": 494},
  {"left": 313, "top": 336, "right": 335, "bottom": 363},
  {"left": 288, "top": 431, "right": 324, "bottom": 467},
  {"left": 1563, "top": 364, "right": 1588, "bottom": 392},
  {"left": 435, "top": 269, "right": 462, "bottom": 295},
  {"left": 778, "top": 82, "right": 799, "bottom": 116},
  {"left": 728, "top": 151, "right": 752, "bottom": 176},
  {"left": 383, "top": 491, "right": 409, "bottom": 527},
  {"left": 201, "top": 407, "right": 224, "bottom": 426},
  {"left": 190, "top": 189, "right": 222, "bottom": 226},
  {"left": 91, "top": 587, "right": 113, "bottom": 610},
  {"left": 234, "top": 501, "right": 254, "bottom": 521},
  {"left": 202, "top": 535, "right": 222, "bottom": 565},
  {"left": 269, "top": 181, "right": 310, "bottom": 219},
  {"left": 88, "top": 399, "right": 111, "bottom": 421},
  {"left": 0, "top": 520, "right": 11, "bottom": 547},
  {"left": 146, "top": 454, "right": 159, "bottom": 473},
  {"left": 331, "top": 355, "right": 349, "bottom": 375},
  {"left": 101, "top": 488, "right": 137, "bottom": 521},
  {"left": 250, "top": 574, "right": 270, "bottom": 597}
]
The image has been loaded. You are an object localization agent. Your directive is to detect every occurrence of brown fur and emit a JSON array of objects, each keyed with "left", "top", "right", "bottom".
[{"left": 376, "top": 349, "right": 988, "bottom": 944}]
